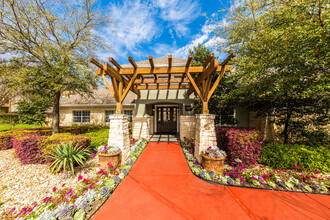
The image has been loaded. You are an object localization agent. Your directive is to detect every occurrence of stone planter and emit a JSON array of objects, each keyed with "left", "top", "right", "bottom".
[
  {"left": 201, "top": 154, "right": 226, "bottom": 174},
  {"left": 98, "top": 150, "right": 121, "bottom": 168}
]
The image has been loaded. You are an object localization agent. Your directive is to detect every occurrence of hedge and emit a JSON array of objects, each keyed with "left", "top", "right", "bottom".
[
  {"left": 13, "top": 134, "right": 46, "bottom": 164},
  {"left": 259, "top": 143, "right": 330, "bottom": 172},
  {"left": 40, "top": 133, "right": 91, "bottom": 154},
  {"left": 216, "top": 126, "right": 263, "bottom": 167}
]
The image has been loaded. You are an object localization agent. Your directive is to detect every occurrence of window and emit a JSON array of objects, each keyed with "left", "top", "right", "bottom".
[
  {"left": 73, "top": 111, "right": 90, "bottom": 123},
  {"left": 105, "top": 110, "right": 115, "bottom": 122},
  {"left": 218, "top": 108, "right": 236, "bottom": 126},
  {"left": 124, "top": 110, "right": 133, "bottom": 122}
]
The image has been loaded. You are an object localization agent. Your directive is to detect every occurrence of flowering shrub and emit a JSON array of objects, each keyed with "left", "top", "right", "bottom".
[
  {"left": 181, "top": 141, "right": 329, "bottom": 194},
  {"left": 0, "top": 132, "right": 13, "bottom": 150},
  {"left": 41, "top": 133, "right": 91, "bottom": 154},
  {"left": 13, "top": 134, "right": 46, "bottom": 164},
  {"left": 1, "top": 138, "right": 148, "bottom": 219},
  {"left": 202, "top": 146, "right": 226, "bottom": 159},
  {"left": 97, "top": 145, "right": 120, "bottom": 154},
  {"left": 216, "top": 127, "right": 263, "bottom": 167},
  {"left": 260, "top": 143, "right": 330, "bottom": 172}
]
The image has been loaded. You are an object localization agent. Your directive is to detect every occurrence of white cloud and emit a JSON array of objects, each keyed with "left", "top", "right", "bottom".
[
  {"left": 99, "top": 0, "right": 161, "bottom": 60},
  {"left": 154, "top": 0, "right": 200, "bottom": 37}
]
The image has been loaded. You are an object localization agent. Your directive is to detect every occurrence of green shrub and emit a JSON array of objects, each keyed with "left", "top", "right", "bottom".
[
  {"left": 84, "top": 128, "right": 108, "bottom": 148},
  {"left": 41, "top": 133, "right": 91, "bottom": 154},
  {"left": 47, "top": 142, "right": 92, "bottom": 174},
  {"left": 259, "top": 143, "right": 330, "bottom": 172}
]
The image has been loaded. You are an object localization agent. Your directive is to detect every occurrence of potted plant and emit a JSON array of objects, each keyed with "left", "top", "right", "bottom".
[
  {"left": 201, "top": 146, "right": 227, "bottom": 174},
  {"left": 97, "top": 145, "right": 121, "bottom": 167}
]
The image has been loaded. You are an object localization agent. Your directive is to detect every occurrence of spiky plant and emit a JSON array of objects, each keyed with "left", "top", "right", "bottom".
[{"left": 47, "top": 142, "right": 92, "bottom": 175}]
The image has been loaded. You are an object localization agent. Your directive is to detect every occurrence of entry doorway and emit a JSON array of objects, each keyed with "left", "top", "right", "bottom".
[{"left": 156, "top": 106, "right": 178, "bottom": 134}]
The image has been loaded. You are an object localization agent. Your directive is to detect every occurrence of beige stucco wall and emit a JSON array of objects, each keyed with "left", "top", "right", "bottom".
[
  {"left": 180, "top": 115, "right": 196, "bottom": 140},
  {"left": 249, "top": 112, "right": 275, "bottom": 142},
  {"left": 46, "top": 105, "right": 134, "bottom": 126}
]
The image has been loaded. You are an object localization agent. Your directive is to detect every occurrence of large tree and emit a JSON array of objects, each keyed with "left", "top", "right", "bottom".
[
  {"left": 211, "top": 0, "right": 329, "bottom": 144},
  {"left": 0, "top": 0, "right": 111, "bottom": 133}
]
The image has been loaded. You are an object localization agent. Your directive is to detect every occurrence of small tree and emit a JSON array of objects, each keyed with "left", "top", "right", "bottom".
[
  {"left": 0, "top": 0, "right": 111, "bottom": 134},
  {"left": 17, "top": 96, "right": 51, "bottom": 126}
]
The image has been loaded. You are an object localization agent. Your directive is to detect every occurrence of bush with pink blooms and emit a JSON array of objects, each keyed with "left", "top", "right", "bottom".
[{"left": 216, "top": 126, "right": 263, "bottom": 167}]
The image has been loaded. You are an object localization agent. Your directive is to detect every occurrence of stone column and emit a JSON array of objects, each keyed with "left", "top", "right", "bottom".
[
  {"left": 132, "top": 115, "right": 150, "bottom": 140},
  {"left": 108, "top": 114, "right": 130, "bottom": 164},
  {"left": 194, "top": 114, "right": 217, "bottom": 163}
]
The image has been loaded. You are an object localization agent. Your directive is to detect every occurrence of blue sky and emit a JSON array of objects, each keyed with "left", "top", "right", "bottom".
[{"left": 97, "top": 0, "right": 231, "bottom": 65}]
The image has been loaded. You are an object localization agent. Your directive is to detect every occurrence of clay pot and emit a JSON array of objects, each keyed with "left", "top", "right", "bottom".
[
  {"left": 98, "top": 150, "right": 121, "bottom": 168},
  {"left": 201, "top": 154, "right": 226, "bottom": 174}
]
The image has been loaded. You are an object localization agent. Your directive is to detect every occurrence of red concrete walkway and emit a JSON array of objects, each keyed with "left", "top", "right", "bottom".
[{"left": 92, "top": 142, "right": 330, "bottom": 220}]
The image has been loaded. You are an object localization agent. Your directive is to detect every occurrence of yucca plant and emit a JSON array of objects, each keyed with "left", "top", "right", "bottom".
[{"left": 48, "top": 142, "right": 92, "bottom": 175}]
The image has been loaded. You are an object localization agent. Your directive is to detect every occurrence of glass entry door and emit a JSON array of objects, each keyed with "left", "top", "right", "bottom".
[{"left": 156, "top": 107, "right": 178, "bottom": 134}]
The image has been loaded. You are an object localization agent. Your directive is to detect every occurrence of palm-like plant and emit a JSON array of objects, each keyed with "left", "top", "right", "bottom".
[{"left": 48, "top": 142, "right": 92, "bottom": 175}]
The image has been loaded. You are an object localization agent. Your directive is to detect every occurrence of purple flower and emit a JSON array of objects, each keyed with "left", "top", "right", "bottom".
[
  {"left": 240, "top": 177, "right": 245, "bottom": 182},
  {"left": 225, "top": 173, "right": 230, "bottom": 176},
  {"left": 252, "top": 176, "right": 256, "bottom": 180},
  {"left": 261, "top": 181, "right": 266, "bottom": 184},
  {"left": 93, "top": 154, "right": 97, "bottom": 158},
  {"left": 259, "top": 176, "right": 264, "bottom": 181}
]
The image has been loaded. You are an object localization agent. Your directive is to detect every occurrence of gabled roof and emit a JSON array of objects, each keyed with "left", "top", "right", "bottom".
[
  {"left": 120, "top": 56, "right": 187, "bottom": 68},
  {"left": 60, "top": 87, "right": 135, "bottom": 106}
]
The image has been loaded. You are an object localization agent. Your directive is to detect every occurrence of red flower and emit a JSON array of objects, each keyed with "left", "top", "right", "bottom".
[
  {"left": 263, "top": 173, "right": 270, "bottom": 179},
  {"left": 78, "top": 175, "right": 83, "bottom": 181},
  {"left": 52, "top": 187, "right": 56, "bottom": 192},
  {"left": 294, "top": 165, "right": 300, "bottom": 169},
  {"left": 252, "top": 161, "right": 258, "bottom": 164},
  {"left": 62, "top": 183, "right": 66, "bottom": 187},
  {"left": 314, "top": 170, "right": 319, "bottom": 174}
]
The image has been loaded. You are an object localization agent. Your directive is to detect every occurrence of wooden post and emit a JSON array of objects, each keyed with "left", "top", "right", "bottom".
[
  {"left": 116, "top": 102, "right": 122, "bottom": 114},
  {"left": 202, "top": 101, "right": 209, "bottom": 114}
]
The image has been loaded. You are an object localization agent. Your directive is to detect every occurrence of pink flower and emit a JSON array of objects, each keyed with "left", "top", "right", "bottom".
[
  {"left": 252, "top": 176, "right": 256, "bottom": 180},
  {"left": 78, "top": 175, "right": 83, "bottom": 181},
  {"left": 263, "top": 173, "right": 270, "bottom": 179},
  {"left": 252, "top": 161, "right": 258, "bottom": 164},
  {"left": 261, "top": 181, "right": 266, "bottom": 184},
  {"left": 311, "top": 175, "right": 317, "bottom": 178},
  {"left": 225, "top": 173, "right": 229, "bottom": 176},
  {"left": 62, "top": 183, "right": 66, "bottom": 187},
  {"left": 93, "top": 154, "right": 97, "bottom": 158},
  {"left": 259, "top": 165, "right": 264, "bottom": 168},
  {"left": 84, "top": 171, "right": 88, "bottom": 174},
  {"left": 52, "top": 187, "right": 56, "bottom": 192},
  {"left": 294, "top": 165, "right": 300, "bottom": 169},
  {"left": 8, "top": 207, "right": 16, "bottom": 214}
]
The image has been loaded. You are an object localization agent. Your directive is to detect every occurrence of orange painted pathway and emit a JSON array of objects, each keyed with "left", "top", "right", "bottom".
[{"left": 92, "top": 142, "right": 330, "bottom": 220}]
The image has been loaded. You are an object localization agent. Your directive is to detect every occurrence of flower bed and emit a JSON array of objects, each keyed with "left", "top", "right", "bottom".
[
  {"left": 181, "top": 138, "right": 329, "bottom": 194},
  {"left": 1, "top": 139, "right": 148, "bottom": 219}
]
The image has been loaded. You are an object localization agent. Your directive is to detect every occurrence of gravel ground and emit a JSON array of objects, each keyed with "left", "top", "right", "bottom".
[{"left": 0, "top": 149, "right": 100, "bottom": 215}]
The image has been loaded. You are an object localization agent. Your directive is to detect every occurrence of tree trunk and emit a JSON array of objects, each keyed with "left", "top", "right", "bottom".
[
  {"left": 283, "top": 110, "right": 291, "bottom": 144},
  {"left": 52, "top": 91, "right": 61, "bottom": 134}
]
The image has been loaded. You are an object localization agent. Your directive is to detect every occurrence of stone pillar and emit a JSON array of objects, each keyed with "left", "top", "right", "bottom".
[
  {"left": 194, "top": 114, "right": 217, "bottom": 163},
  {"left": 108, "top": 114, "right": 130, "bottom": 164},
  {"left": 132, "top": 115, "right": 150, "bottom": 140}
]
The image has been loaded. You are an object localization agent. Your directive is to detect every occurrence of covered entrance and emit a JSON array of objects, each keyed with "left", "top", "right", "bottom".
[{"left": 156, "top": 105, "right": 178, "bottom": 134}]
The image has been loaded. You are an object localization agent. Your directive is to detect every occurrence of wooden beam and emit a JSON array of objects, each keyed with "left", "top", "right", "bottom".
[
  {"left": 149, "top": 55, "right": 157, "bottom": 81},
  {"left": 203, "top": 53, "right": 214, "bottom": 68},
  {"left": 186, "top": 71, "right": 204, "bottom": 102},
  {"left": 187, "top": 59, "right": 218, "bottom": 95},
  {"left": 89, "top": 58, "right": 103, "bottom": 69},
  {"left": 168, "top": 55, "right": 172, "bottom": 89},
  {"left": 180, "top": 54, "right": 192, "bottom": 88},
  {"left": 121, "top": 69, "right": 138, "bottom": 103},
  {"left": 137, "top": 84, "right": 190, "bottom": 90},
  {"left": 128, "top": 56, "right": 137, "bottom": 69},
  {"left": 109, "top": 57, "right": 122, "bottom": 70},
  {"left": 103, "top": 62, "right": 140, "bottom": 96},
  {"left": 119, "top": 65, "right": 232, "bottom": 75},
  {"left": 101, "top": 74, "right": 115, "bottom": 98},
  {"left": 207, "top": 66, "right": 226, "bottom": 101},
  {"left": 110, "top": 76, "right": 119, "bottom": 103},
  {"left": 219, "top": 53, "right": 236, "bottom": 66},
  {"left": 134, "top": 78, "right": 189, "bottom": 84}
]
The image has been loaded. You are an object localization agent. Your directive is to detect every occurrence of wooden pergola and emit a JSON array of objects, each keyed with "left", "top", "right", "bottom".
[{"left": 89, "top": 53, "right": 236, "bottom": 114}]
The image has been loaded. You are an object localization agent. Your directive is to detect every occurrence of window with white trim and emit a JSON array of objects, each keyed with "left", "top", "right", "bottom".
[
  {"left": 73, "top": 111, "right": 90, "bottom": 123},
  {"left": 105, "top": 110, "right": 115, "bottom": 122},
  {"left": 218, "top": 108, "right": 236, "bottom": 125},
  {"left": 124, "top": 110, "right": 133, "bottom": 122}
]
